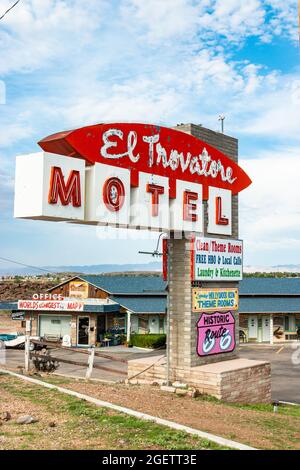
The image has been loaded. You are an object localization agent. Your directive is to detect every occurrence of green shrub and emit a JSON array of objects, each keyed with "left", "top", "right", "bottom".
[{"left": 129, "top": 334, "right": 166, "bottom": 349}]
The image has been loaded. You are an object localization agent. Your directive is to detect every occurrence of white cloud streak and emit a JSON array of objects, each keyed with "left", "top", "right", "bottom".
[{"left": 240, "top": 148, "right": 300, "bottom": 264}]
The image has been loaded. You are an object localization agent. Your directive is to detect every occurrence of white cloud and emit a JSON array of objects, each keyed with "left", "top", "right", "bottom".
[
  {"left": 57, "top": 77, "right": 184, "bottom": 127},
  {"left": 263, "top": 0, "right": 298, "bottom": 41},
  {"left": 197, "top": 0, "right": 265, "bottom": 42},
  {"left": 120, "top": 0, "right": 200, "bottom": 43},
  {"left": 240, "top": 148, "right": 300, "bottom": 264},
  {"left": 0, "top": 161, "right": 14, "bottom": 215},
  {"left": 53, "top": 47, "right": 274, "bottom": 129},
  {"left": 0, "top": 0, "right": 298, "bottom": 269},
  {"left": 236, "top": 74, "right": 300, "bottom": 140},
  {"left": 0, "top": 0, "right": 107, "bottom": 75},
  {"left": 121, "top": 0, "right": 298, "bottom": 45},
  {"left": 0, "top": 117, "right": 33, "bottom": 147}
]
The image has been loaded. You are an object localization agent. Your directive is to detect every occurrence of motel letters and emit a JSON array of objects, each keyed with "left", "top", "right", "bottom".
[{"left": 14, "top": 123, "right": 251, "bottom": 234}]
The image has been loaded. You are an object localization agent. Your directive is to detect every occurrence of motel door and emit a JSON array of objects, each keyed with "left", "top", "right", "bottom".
[
  {"left": 262, "top": 316, "right": 271, "bottom": 342},
  {"left": 78, "top": 317, "right": 90, "bottom": 346},
  {"left": 149, "top": 316, "right": 160, "bottom": 334},
  {"left": 248, "top": 316, "right": 258, "bottom": 339}
]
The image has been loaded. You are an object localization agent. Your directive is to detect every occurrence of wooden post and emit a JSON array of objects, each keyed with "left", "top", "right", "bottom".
[
  {"left": 270, "top": 315, "right": 274, "bottom": 345},
  {"left": 86, "top": 346, "right": 95, "bottom": 380},
  {"left": 126, "top": 311, "right": 131, "bottom": 343},
  {"left": 24, "top": 319, "right": 31, "bottom": 373}
]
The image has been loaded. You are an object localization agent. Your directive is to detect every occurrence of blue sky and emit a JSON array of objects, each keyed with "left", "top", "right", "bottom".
[{"left": 0, "top": 0, "right": 299, "bottom": 270}]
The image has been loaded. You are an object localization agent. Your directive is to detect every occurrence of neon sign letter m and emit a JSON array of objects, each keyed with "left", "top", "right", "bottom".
[{"left": 48, "top": 166, "right": 81, "bottom": 207}]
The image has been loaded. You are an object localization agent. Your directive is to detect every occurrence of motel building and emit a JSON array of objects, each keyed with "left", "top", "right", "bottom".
[
  {"left": 239, "top": 277, "right": 300, "bottom": 344},
  {"left": 0, "top": 275, "right": 300, "bottom": 347},
  {"left": 3, "top": 275, "right": 167, "bottom": 347}
]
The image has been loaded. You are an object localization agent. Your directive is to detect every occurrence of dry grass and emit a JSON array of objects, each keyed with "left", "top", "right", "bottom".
[{"left": 0, "top": 373, "right": 224, "bottom": 450}]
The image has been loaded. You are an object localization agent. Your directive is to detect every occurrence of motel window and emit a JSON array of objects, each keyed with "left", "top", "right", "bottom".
[
  {"left": 284, "top": 316, "right": 289, "bottom": 331},
  {"left": 273, "top": 316, "right": 284, "bottom": 327},
  {"left": 159, "top": 316, "right": 165, "bottom": 334},
  {"left": 289, "top": 316, "right": 296, "bottom": 332},
  {"left": 106, "top": 315, "right": 125, "bottom": 333}
]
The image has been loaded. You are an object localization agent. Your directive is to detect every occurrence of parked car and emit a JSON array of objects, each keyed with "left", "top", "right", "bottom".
[{"left": 0, "top": 334, "right": 40, "bottom": 351}]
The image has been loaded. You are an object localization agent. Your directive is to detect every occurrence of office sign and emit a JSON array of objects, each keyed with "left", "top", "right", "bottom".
[
  {"left": 196, "top": 311, "right": 236, "bottom": 356},
  {"left": 192, "top": 288, "right": 238, "bottom": 312},
  {"left": 14, "top": 123, "right": 251, "bottom": 233},
  {"left": 192, "top": 237, "right": 243, "bottom": 281}
]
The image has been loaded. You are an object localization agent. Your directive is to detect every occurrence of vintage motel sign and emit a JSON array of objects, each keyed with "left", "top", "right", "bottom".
[
  {"left": 14, "top": 123, "right": 251, "bottom": 233},
  {"left": 196, "top": 311, "right": 236, "bottom": 357},
  {"left": 192, "top": 288, "right": 239, "bottom": 312},
  {"left": 191, "top": 237, "right": 243, "bottom": 281}
]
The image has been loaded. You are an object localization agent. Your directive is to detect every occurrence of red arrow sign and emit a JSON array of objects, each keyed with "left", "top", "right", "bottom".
[{"left": 38, "top": 123, "right": 251, "bottom": 199}]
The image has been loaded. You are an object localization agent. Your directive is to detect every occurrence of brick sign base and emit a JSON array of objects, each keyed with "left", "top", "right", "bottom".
[{"left": 127, "top": 357, "right": 271, "bottom": 404}]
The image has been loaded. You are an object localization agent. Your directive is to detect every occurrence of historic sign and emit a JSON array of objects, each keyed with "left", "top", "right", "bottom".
[
  {"left": 192, "top": 288, "right": 238, "bottom": 312},
  {"left": 14, "top": 123, "right": 251, "bottom": 233},
  {"left": 192, "top": 237, "right": 243, "bottom": 281},
  {"left": 196, "top": 311, "right": 236, "bottom": 356}
]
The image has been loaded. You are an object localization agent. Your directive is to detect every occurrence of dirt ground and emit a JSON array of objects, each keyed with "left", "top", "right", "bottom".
[
  {"left": 0, "top": 280, "right": 57, "bottom": 301},
  {"left": 54, "top": 379, "right": 300, "bottom": 450},
  {"left": 0, "top": 374, "right": 223, "bottom": 450},
  {"left": 0, "top": 381, "right": 88, "bottom": 450}
]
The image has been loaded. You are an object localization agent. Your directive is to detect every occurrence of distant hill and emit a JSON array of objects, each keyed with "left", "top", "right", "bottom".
[
  {"left": 1, "top": 262, "right": 299, "bottom": 277},
  {"left": 244, "top": 265, "right": 300, "bottom": 274},
  {"left": 0, "top": 262, "right": 162, "bottom": 276}
]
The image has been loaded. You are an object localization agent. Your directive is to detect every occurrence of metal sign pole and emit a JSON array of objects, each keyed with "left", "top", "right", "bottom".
[{"left": 166, "top": 238, "right": 171, "bottom": 386}]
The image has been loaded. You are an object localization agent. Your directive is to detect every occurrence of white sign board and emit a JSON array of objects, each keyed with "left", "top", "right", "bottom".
[
  {"left": 18, "top": 300, "right": 84, "bottom": 312},
  {"left": 193, "top": 237, "right": 243, "bottom": 281},
  {"left": 13, "top": 123, "right": 251, "bottom": 235}
]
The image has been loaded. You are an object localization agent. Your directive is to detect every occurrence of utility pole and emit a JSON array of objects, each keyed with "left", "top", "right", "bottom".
[
  {"left": 166, "top": 238, "right": 171, "bottom": 386},
  {"left": 24, "top": 319, "right": 31, "bottom": 373}
]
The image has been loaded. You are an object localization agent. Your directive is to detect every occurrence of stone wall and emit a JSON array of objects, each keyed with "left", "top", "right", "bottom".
[{"left": 128, "top": 356, "right": 272, "bottom": 403}]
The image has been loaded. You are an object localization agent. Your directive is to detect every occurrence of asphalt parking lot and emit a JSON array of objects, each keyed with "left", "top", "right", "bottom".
[
  {"left": 239, "top": 343, "right": 300, "bottom": 404},
  {"left": 2, "top": 344, "right": 300, "bottom": 403},
  {"left": 1, "top": 346, "right": 162, "bottom": 383}
]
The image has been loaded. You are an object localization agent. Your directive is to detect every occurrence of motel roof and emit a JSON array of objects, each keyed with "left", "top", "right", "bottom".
[
  {"left": 1, "top": 277, "right": 300, "bottom": 315},
  {"left": 48, "top": 274, "right": 300, "bottom": 297},
  {"left": 112, "top": 296, "right": 166, "bottom": 314},
  {"left": 239, "top": 278, "right": 300, "bottom": 296},
  {"left": 66, "top": 275, "right": 300, "bottom": 297},
  {"left": 239, "top": 296, "right": 300, "bottom": 314},
  {"left": 79, "top": 275, "right": 167, "bottom": 295},
  {"left": 0, "top": 302, "right": 18, "bottom": 311}
]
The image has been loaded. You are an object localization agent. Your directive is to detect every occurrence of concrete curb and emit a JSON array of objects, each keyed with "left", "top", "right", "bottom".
[{"left": 0, "top": 368, "right": 256, "bottom": 451}]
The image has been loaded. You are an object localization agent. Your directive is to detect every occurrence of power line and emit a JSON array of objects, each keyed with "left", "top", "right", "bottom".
[
  {"left": 0, "top": 256, "right": 56, "bottom": 274},
  {"left": 0, "top": 0, "right": 21, "bottom": 21}
]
